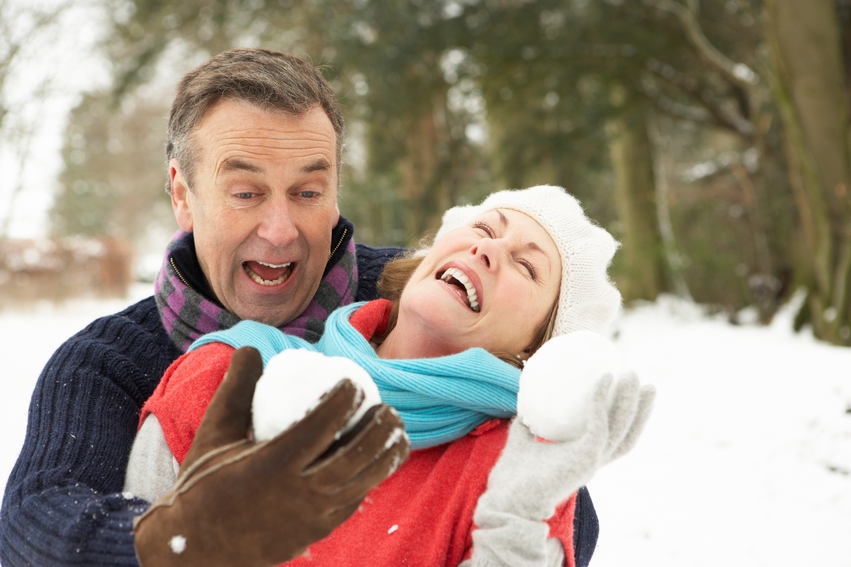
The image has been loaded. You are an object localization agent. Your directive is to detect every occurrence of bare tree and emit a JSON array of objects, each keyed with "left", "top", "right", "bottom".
[{"left": 0, "top": 0, "right": 73, "bottom": 239}]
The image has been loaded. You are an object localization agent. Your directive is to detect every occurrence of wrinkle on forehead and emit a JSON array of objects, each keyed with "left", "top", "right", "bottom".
[
  {"left": 209, "top": 126, "right": 335, "bottom": 147},
  {"left": 194, "top": 102, "right": 337, "bottom": 181},
  {"left": 208, "top": 138, "right": 335, "bottom": 181},
  {"left": 208, "top": 130, "right": 335, "bottom": 156}
]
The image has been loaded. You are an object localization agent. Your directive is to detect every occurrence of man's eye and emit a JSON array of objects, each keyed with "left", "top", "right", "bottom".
[
  {"left": 235, "top": 192, "right": 254, "bottom": 199},
  {"left": 299, "top": 191, "right": 319, "bottom": 199}
]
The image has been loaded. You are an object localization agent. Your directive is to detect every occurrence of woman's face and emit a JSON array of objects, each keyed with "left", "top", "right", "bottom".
[{"left": 395, "top": 208, "right": 561, "bottom": 358}]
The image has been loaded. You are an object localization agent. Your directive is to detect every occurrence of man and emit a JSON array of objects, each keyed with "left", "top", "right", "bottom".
[
  {"left": 0, "top": 48, "right": 409, "bottom": 566},
  {"left": 0, "top": 48, "right": 599, "bottom": 566}
]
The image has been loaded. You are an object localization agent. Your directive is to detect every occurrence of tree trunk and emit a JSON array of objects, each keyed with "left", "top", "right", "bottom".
[
  {"left": 765, "top": 0, "right": 851, "bottom": 344},
  {"left": 647, "top": 111, "right": 692, "bottom": 302},
  {"left": 607, "top": 98, "right": 667, "bottom": 302},
  {"left": 399, "top": 92, "right": 451, "bottom": 242}
]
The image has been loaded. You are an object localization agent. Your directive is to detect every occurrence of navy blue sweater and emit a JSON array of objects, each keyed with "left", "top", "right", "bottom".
[{"left": 0, "top": 235, "right": 597, "bottom": 565}]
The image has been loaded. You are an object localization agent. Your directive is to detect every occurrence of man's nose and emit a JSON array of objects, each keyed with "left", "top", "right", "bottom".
[{"left": 257, "top": 198, "right": 299, "bottom": 247}]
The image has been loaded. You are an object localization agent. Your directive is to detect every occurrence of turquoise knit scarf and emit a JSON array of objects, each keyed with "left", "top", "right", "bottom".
[{"left": 190, "top": 302, "right": 520, "bottom": 449}]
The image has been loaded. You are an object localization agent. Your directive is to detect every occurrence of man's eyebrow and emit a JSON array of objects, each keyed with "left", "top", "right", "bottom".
[
  {"left": 220, "top": 158, "right": 263, "bottom": 174},
  {"left": 301, "top": 158, "right": 332, "bottom": 174},
  {"left": 219, "top": 157, "right": 332, "bottom": 175}
]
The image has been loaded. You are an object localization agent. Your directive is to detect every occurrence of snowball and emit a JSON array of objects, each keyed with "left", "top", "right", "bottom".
[
  {"left": 251, "top": 348, "right": 381, "bottom": 442},
  {"left": 517, "top": 331, "right": 630, "bottom": 442}
]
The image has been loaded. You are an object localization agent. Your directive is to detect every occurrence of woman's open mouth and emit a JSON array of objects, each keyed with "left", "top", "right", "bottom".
[
  {"left": 243, "top": 261, "right": 293, "bottom": 287},
  {"left": 437, "top": 267, "right": 480, "bottom": 312}
]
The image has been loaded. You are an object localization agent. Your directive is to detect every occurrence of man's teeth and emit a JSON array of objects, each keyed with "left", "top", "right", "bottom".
[
  {"left": 441, "top": 267, "right": 480, "bottom": 312},
  {"left": 244, "top": 262, "right": 292, "bottom": 286},
  {"left": 258, "top": 261, "right": 291, "bottom": 269}
]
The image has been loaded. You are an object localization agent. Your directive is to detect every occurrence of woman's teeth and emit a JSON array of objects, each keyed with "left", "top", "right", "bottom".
[{"left": 441, "top": 267, "right": 480, "bottom": 312}]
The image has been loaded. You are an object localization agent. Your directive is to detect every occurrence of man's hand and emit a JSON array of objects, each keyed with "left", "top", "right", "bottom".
[{"left": 133, "top": 346, "right": 410, "bottom": 567}]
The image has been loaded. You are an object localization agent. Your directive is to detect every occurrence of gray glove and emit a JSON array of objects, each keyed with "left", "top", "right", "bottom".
[{"left": 470, "top": 373, "right": 655, "bottom": 566}]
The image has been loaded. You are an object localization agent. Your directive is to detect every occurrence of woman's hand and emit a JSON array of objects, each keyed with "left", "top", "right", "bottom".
[{"left": 470, "top": 373, "right": 654, "bottom": 566}]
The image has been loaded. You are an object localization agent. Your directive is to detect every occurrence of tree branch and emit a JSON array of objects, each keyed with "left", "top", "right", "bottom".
[
  {"left": 643, "top": 0, "right": 760, "bottom": 88},
  {"left": 645, "top": 58, "right": 754, "bottom": 138}
]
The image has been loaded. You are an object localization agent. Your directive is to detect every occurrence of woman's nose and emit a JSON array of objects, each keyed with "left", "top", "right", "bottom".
[{"left": 470, "top": 238, "right": 505, "bottom": 269}]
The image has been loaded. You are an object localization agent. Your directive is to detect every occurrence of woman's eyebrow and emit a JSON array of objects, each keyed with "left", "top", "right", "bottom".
[
  {"left": 496, "top": 209, "right": 553, "bottom": 273},
  {"left": 526, "top": 241, "right": 553, "bottom": 274},
  {"left": 495, "top": 209, "right": 509, "bottom": 228}
]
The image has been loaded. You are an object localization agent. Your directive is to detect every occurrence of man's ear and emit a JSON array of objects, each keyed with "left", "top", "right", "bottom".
[{"left": 170, "top": 158, "right": 194, "bottom": 232}]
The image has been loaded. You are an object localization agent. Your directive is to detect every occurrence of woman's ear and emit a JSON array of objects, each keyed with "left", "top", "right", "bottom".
[{"left": 169, "top": 158, "right": 194, "bottom": 232}]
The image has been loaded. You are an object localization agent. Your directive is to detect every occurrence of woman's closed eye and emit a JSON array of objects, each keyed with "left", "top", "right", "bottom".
[
  {"left": 516, "top": 257, "right": 538, "bottom": 281},
  {"left": 472, "top": 221, "right": 495, "bottom": 238},
  {"left": 474, "top": 221, "right": 538, "bottom": 280}
]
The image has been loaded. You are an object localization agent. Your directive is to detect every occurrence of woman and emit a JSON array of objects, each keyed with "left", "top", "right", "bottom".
[{"left": 126, "top": 185, "right": 654, "bottom": 566}]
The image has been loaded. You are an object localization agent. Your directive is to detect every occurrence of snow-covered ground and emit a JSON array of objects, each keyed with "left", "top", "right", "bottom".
[
  {"left": 592, "top": 293, "right": 851, "bottom": 567},
  {"left": 1, "top": 288, "right": 849, "bottom": 565}
]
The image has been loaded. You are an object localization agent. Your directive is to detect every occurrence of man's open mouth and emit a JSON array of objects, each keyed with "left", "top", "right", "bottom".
[
  {"left": 438, "top": 267, "right": 480, "bottom": 312},
  {"left": 243, "top": 261, "right": 293, "bottom": 286}
]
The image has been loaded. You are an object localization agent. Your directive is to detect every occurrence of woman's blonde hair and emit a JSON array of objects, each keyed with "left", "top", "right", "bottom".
[{"left": 375, "top": 252, "right": 560, "bottom": 369}]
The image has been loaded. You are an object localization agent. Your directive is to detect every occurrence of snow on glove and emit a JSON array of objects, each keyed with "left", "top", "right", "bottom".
[
  {"left": 471, "top": 374, "right": 655, "bottom": 567},
  {"left": 133, "top": 346, "right": 411, "bottom": 567}
]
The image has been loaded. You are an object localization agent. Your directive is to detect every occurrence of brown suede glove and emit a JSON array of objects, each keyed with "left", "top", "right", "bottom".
[{"left": 133, "top": 346, "right": 410, "bottom": 567}]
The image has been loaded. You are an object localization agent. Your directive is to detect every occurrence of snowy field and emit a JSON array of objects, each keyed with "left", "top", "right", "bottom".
[{"left": 1, "top": 287, "right": 849, "bottom": 566}]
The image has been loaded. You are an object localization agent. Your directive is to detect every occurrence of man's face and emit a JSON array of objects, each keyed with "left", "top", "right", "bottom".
[{"left": 170, "top": 99, "right": 339, "bottom": 327}]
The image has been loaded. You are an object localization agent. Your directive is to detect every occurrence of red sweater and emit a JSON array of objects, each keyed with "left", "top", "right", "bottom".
[{"left": 141, "top": 301, "right": 577, "bottom": 566}]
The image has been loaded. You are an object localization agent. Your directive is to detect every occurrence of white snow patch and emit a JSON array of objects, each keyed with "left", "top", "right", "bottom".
[
  {"left": 168, "top": 535, "right": 186, "bottom": 554},
  {"left": 251, "top": 349, "right": 381, "bottom": 442},
  {"left": 732, "top": 62, "right": 759, "bottom": 84},
  {"left": 384, "top": 427, "right": 406, "bottom": 450},
  {"left": 518, "top": 331, "right": 632, "bottom": 441},
  {"left": 590, "top": 295, "right": 851, "bottom": 567}
]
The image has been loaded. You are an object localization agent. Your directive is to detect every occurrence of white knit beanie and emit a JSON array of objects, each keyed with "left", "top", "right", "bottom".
[{"left": 433, "top": 185, "right": 622, "bottom": 337}]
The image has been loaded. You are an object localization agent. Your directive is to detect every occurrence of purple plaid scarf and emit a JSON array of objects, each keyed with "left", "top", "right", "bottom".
[{"left": 154, "top": 231, "right": 358, "bottom": 352}]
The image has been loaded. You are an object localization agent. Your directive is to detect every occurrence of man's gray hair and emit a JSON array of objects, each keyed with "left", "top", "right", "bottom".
[{"left": 166, "top": 48, "right": 344, "bottom": 193}]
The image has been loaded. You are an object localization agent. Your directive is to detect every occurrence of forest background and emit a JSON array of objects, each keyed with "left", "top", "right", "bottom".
[{"left": 2, "top": 0, "right": 851, "bottom": 348}]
